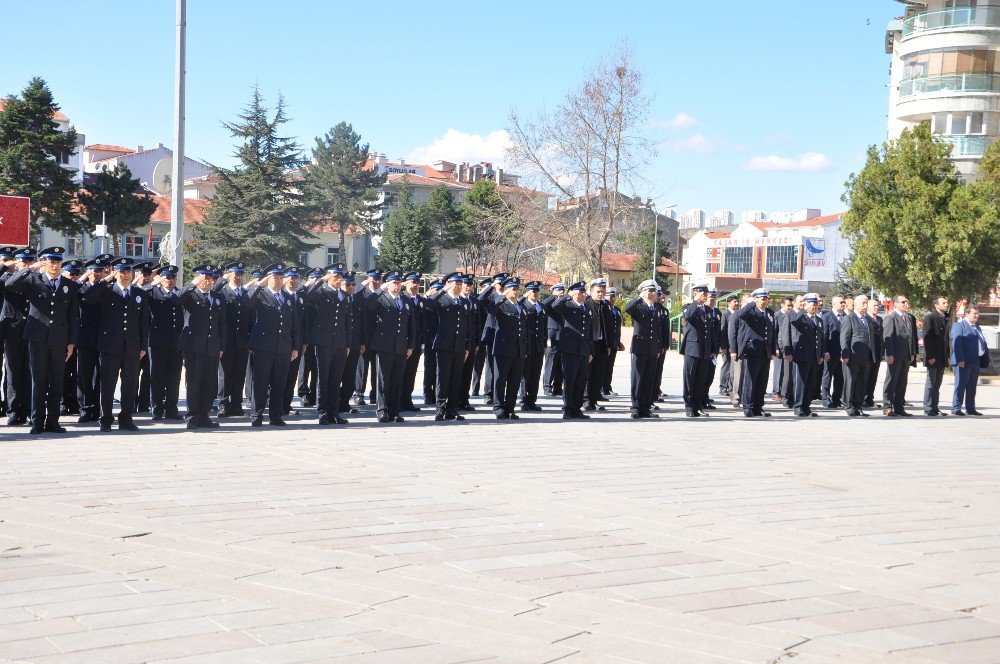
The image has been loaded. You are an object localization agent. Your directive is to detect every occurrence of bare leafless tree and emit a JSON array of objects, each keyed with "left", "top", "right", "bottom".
[{"left": 507, "top": 45, "right": 654, "bottom": 277}]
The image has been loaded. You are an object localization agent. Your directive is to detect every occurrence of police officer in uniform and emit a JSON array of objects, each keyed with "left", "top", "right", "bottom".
[
  {"left": 486, "top": 277, "right": 527, "bottom": 420},
  {"left": 132, "top": 262, "right": 155, "bottom": 412},
  {"left": 282, "top": 267, "right": 306, "bottom": 415},
  {"left": 177, "top": 265, "right": 226, "bottom": 430},
  {"left": 681, "top": 285, "right": 713, "bottom": 417},
  {"left": 353, "top": 268, "right": 383, "bottom": 405},
  {"left": 339, "top": 272, "right": 365, "bottom": 414},
  {"left": 60, "top": 259, "right": 84, "bottom": 416},
  {"left": 421, "top": 279, "right": 443, "bottom": 405},
  {"left": 545, "top": 281, "right": 596, "bottom": 419},
  {"left": 470, "top": 277, "right": 494, "bottom": 399},
  {"left": 424, "top": 272, "right": 473, "bottom": 421},
  {"left": 603, "top": 287, "right": 624, "bottom": 397},
  {"left": 296, "top": 267, "right": 324, "bottom": 408},
  {"left": 585, "top": 279, "right": 613, "bottom": 412},
  {"left": 1, "top": 246, "right": 35, "bottom": 426},
  {"left": 625, "top": 280, "right": 664, "bottom": 418},
  {"left": 730, "top": 288, "right": 777, "bottom": 417},
  {"left": 147, "top": 264, "right": 185, "bottom": 420},
  {"left": 701, "top": 289, "right": 721, "bottom": 411},
  {"left": 83, "top": 258, "right": 149, "bottom": 432},
  {"left": 363, "top": 271, "right": 416, "bottom": 423},
  {"left": 400, "top": 272, "right": 425, "bottom": 412},
  {"left": 4, "top": 247, "right": 79, "bottom": 434},
  {"left": 301, "top": 262, "right": 351, "bottom": 425},
  {"left": 542, "top": 283, "right": 566, "bottom": 395},
  {"left": 784, "top": 293, "right": 828, "bottom": 417},
  {"left": 247, "top": 263, "right": 299, "bottom": 427},
  {"left": 476, "top": 274, "right": 505, "bottom": 405},
  {"left": 75, "top": 254, "right": 113, "bottom": 422},
  {"left": 459, "top": 276, "right": 480, "bottom": 411},
  {"left": 519, "top": 281, "right": 546, "bottom": 411},
  {"left": 216, "top": 261, "right": 252, "bottom": 417}
]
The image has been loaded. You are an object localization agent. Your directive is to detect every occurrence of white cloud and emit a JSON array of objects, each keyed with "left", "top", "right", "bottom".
[
  {"left": 406, "top": 129, "right": 513, "bottom": 166},
  {"left": 650, "top": 112, "right": 698, "bottom": 131},
  {"left": 660, "top": 133, "right": 726, "bottom": 155},
  {"left": 742, "top": 152, "right": 834, "bottom": 172}
]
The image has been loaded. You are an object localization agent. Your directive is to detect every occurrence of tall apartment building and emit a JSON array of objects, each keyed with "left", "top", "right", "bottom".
[
  {"left": 886, "top": 0, "right": 1000, "bottom": 179},
  {"left": 741, "top": 210, "right": 767, "bottom": 223},
  {"left": 707, "top": 209, "right": 734, "bottom": 227}
]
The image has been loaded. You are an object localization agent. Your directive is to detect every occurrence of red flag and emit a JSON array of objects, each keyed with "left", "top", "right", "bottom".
[{"left": 146, "top": 224, "right": 154, "bottom": 251}]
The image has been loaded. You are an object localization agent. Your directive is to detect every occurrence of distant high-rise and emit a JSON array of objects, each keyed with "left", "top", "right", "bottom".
[
  {"left": 707, "top": 209, "right": 734, "bottom": 228},
  {"left": 886, "top": 0, "right": 1000, "bottom": 179},
  {"left": 741, "top": 210, "right": 767, "bottom": 223}
]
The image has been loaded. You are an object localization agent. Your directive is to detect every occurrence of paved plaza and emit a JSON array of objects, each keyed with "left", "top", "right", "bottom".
[{"left": 1, "top": 352, "right": 1000, "bottom": 663}]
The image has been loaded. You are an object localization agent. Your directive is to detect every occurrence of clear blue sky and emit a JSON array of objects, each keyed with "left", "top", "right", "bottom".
[{"left": 1, "top": 1, "right": 900, "bottom": 219}]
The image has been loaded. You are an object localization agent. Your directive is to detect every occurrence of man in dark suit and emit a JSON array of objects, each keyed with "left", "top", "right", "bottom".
[
  {"left": 339, "top": 272, "right": 365, "bottom": 414},
  {"left": 922, "top": 296, "right": 951, "bottom": 416},
  {"left": 0, "top": 246, "right": 36, "bottom": 426},
  {"left": 863, "top": 298, "right": 884, "bottom": 409},
  {"left": 520, "top": 281, "right": 547, "bottom": 412},
  {"left": 784, "top": 293, "right": 828, "bottom": 417},
  {"left": 3, "top": 247, "right": 79, "bottom": 434},
  {"left": 422, "top": 279, "right": 442, "bottom": 405},
  {"left": 950, "top": 306, "right": 989, "bottom": 416},
  {"left": 353, "top": 268, "right": 383, "bottom": 406},
  {"left": 821, "top": 295, "right": 847, "bottom": 408},
  {"left": 296, "top": 268, "right": 323, "bottom": 408},
  {"left": 246, "top": 263, "right": 300, "bottom": 427},
  {"left": 59, "top": 259, "right": 83, "bottom": 417},
  {"left": 602, "top": 287, "right": 624, "bottom": 397},
  {"left": 777, "top": 295, "right": 803, "bottom": 409},
  {"left": 542, "top": 283, "right": 566, "bottom": 395},
  {"left": 176, "top": 265, "right": 226, "bottom": 430},
  {"left": 364, "top": 271, "right": 416, "bottom": 423},
  {"left": 770, "top": 296, "right": 792, "bottom": 401},
  {"left": 625, "top": 280, "right": 665, "bottom": 418},
  {"left": 82, "top": 258, "right": 150, "bottom": 432},
  {"left": 718, "top": 296, "right": 738, "bottom": 397},
  {"left": 585, "top": 279, "right": 613, "bottom": 412},
  {"left": 882, "top": 295, "right": 918, "bottom": 416},
  {"left": 300, "top": 262, "right": 352, "bottom": 425},
  {"left": 545, "top": 281, "right": 597, "bottom": 419},
  {"left": 74, "top": 255, "right": 113, "bottom": 422},
  {"left": 730, "top": 289, "right": 777, "bottom": 417},
  {"left": 486, "top": 277, "right": 528, "bottom": 420},
  {"left": 147, "top": 264, "right": 185, "bottom": 421},
  {"left": 459, "top": 276, "right": 480, "bottom": 410},
  {"left": 400, "top": 272, "right": 425, "bottom": 412},
  {"left": 215, "top": 262, "right": 252, "bottom": 417},
  {"left": 681, "top": 285, "right": 713, "bottom": 417},
  {"left": 840, "top": 294, "right": 873, "bottom": 417},
  {"left": 424, "top": 272, "right": 473, "bottom": 421}
]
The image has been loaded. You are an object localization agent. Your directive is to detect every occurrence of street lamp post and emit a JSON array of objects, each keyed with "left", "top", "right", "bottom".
[{"left": 170, "top": 0, "right": 186, "bottom": 278}]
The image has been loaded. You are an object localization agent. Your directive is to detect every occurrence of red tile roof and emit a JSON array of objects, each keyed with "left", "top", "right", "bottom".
[
  {"left": 385, "top": 172, "right": 469, "bottom": 189},
  {"left": 0, "top": 99, "right": 69, "bottom": 122},
  {"left": 86, "top": 144, "right": 133, "bottom": 154},
  {"left": 602, "top": 252, "right": 690, "bottom": 275},
  {"left": 148, "top": 195, "right": 211, "bottom": 225}
]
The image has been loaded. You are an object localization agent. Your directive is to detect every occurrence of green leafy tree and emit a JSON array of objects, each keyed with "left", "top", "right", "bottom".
[
  {"left": 423, "top": 184, "right": 465, "bottom": 253},
  {"left": 622, "top": 224, "right": 672, "bottom": 294},
  {"left": 77, "top": 163, "right": 158, "bottom": 253},
  {"left": 192, "top": 87, "right": 314, "bottom": 268},
  {"left": 300, "top": 122, "right": 386, "bottom": 256},
  {"left": 841, "top": 123, "right": 1000, "bottom": 307},
  {"left": 459, "top": 179, "right": 524, "bottom": 274},
  {"left": 0, "top": 77, "right": 80, "bottom": 235},
  {"left": 376, "top": 177, "right": 434, "bottom": 272},
  {"left": 830, "top": 250, "right": 874, "bottom": 298}
]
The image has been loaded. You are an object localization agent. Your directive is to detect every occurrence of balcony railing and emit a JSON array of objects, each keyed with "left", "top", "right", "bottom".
[
  {"left": 899, "top": 73, "right": 1000, "bottom": 98},
  {"left": 902, "top": 6, "right": 1000, "bottom": 37},
  {"left": 937, "top": 134, "right": 994, "bottom": 157}
]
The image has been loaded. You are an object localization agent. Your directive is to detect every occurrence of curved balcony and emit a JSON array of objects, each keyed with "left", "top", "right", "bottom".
[
  {"left": 899, "top": 73, "right": 1000, "bottom": 98},
  {"left": 937, "top": 134, "right": 995, "bottom": 157},
  {"left": 903, "top": 6, "right": 1000, "bottom": 38}
]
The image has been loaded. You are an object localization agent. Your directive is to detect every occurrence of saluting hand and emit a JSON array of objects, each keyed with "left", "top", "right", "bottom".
[
  {"left": 290, "top": 350, "right": 299, "bottom": 361},
  {"left": 65, "top": 344, "right": 74, "bottom": 363}
]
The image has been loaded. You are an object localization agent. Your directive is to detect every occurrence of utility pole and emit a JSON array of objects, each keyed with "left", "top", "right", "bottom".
[{"left": 170, "top": 0, "right": 186, "bottom": 278}]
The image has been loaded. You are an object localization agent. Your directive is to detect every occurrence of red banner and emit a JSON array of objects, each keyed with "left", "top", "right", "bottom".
[{"left": 0, "top": 195, "right": 30, "bottom": 246}]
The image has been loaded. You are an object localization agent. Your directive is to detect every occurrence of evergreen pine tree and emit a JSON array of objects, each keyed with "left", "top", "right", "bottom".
[
  {"left": 300, "top": 122, "right": 386, "bottom": 257},
  {"left": 376, "top": 177, "right": 435, "bottom": 272},
  {"left": 192, "top": 87, "right": 314, "bottom": 268},
  {"left": 0, "top": 77, "right": 81, "bottom": 236},
  {"left": 77, "top": 163, "right": 158, "bottom": 254}
]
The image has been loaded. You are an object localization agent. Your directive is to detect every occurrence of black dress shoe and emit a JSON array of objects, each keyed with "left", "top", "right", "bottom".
[
  {"left": 925, "top": 411, "right": 938, "bottom": 417},
  {"left": 642, "top": 412, "right": 659, "bottom": 419},
  {"left": 758, "top": 412, "right": 772, "bottom": 417},
  {"left": 377, "top": 416, "right": 392, "bottom": 423},
  {"left": 508, "top": 413, "right": 519, "bottom": 420},
  {"left": 630, "top": 413, "right": 641, "bottom": 419},
  {"left": 968, "top": 410, "right": 984, "bottom": 416},
  {"left": 744, "top": 411, "right": 756, "bottom": 418},
  {"left": 795, "top": 412, "right": 810, "bottom": 417},
  {"left": 521, "top": 404, "right": 543, "bottom": 412},
  {"left": 495, "top": 413, "right": 507, "bottom": 420},
  {"left": 201, "top": 419, "right": 220, "bottom": 429},
  {"left": 434, "top": 413, "right": 446, "bottom": 422},
  {"left": 333, "top": 416, "right": 348, "bottom": 425},
  {"left": 394, "top": 416, "right": 405, "bottom": 423},
  {"left": 77, "top": 413, "right": 99, "bottom": 423},
  {"left": 250, "top": 418, "right": 263, "bottom": 427},
  {"left": 562, "top": 413, "right": 574, "bottom": 419},
  {"left": 572, "top": 412, "right": 590, "bottom": 420},
  {"left": 151, "top": 413, "right": 164, "bottom": 421},
  {"left": 186, "top": 420, "right": 200, "bottom": 430},
  {"left": 459, "top": 404, "right": 475, "bottom": 412},
  {"left": 29, "top": 426, "right": 44, "bottom": 435},
  {"left": 809, "top": 412, "right": 819, "bottom": 417},
  {"left": 952, "top": 410, "right": 966, "bottom": 416},
  {"left": 166, "top": 413, "right": 185, "bottom": 421},
  {"left": 686, "top": 410, "right": 700, "bottom": 417},
  {"left": 269, "top": 419, "right": 287, "bottom": 426},
  {"left": 317, "top": 415, "right": 330, "bottom": 425},
  {"left": 702, "top": 404, "right": 717, "bottom": 410},
  {"left": 120, "top": 423, "right": 140, "bottom": 432},
  {"left": 7, "top": 417, "right": 27, "bottom": 426},
  {"left": 897, "top": 411, "right": 914, "bottom": 417},
  {"left": 44, "top": 424, "right": 67, "bottom": 433}
]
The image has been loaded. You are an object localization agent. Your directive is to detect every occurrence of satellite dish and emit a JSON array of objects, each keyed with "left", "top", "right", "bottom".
[{"left": 151, "top": 157, "right": 174, "bottom": 195}]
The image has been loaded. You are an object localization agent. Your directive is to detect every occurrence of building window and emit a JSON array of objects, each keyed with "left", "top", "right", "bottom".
[
  {"left": 705, "top": 247, "right": 721, "bottom": 274},
  {"left": 765, "top": 245, "right": 799, "bottom": 274},
  {"left": 123, "top": 235, "right": 145, "bottom": 258},
  {"left": 298, "top": 252, "right": 310, "bottom": 268},
  {"left": 149, "top": 235, "right": 161, "bottom": 257},
  {"left": 67, "top": 235, "right": 84, "bottom": 256},
  {"left": 723, "top": 247, "right": 753, "bottom": 274},
  {"left": 326, "top": 246, "right": 341, "bottom": 265}
]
